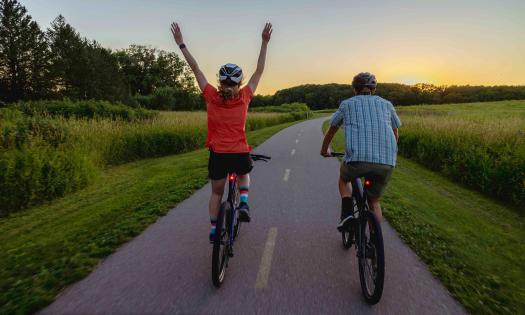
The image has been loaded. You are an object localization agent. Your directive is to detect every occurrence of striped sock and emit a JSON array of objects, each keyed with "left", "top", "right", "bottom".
[
  {"left": 239, "top": 185, "right": 249, "bottom": 204},
  {"left": 210, "top": 219, "right": 217, "bottom": 234}
]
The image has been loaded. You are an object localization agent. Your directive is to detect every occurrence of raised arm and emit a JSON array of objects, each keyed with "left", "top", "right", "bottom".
[
  {"left": 171, "top": 22, "right": 208, "bottom": 92},
  {"left": 248, "top": 23, "right": 272, "bottom": 93}
]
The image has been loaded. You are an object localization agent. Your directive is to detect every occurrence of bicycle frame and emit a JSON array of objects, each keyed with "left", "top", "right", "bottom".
[
  {"left": 226, "top": 173, "right": 239, "bottom": 246},
  {"left": 351, "top": 177, "right": 368, "bottom": 257}
]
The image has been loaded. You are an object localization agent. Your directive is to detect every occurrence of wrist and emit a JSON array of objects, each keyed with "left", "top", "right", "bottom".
[{"left": 179, "top": 43, "right": 186, "bottom": 49}]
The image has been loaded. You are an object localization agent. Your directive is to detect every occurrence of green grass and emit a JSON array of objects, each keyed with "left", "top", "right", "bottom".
[
  {"left": 0, "top": 121, "right": 297, "bottom": 315},
  {"left": 324, "top": 121, "right": 525, "bottom": 315}
]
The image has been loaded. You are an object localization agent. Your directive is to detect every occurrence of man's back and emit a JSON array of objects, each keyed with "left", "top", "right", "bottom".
[{"left": 329, "top": 95, "right": 402, "bottom": 166}]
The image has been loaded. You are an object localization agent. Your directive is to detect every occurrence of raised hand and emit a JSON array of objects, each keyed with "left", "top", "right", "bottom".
[
  {"left": 171, "top": 22, "right": 184, "bottom": 45},
  {"left": 262, "top": 22, "right": 273, "bottom": 43}
]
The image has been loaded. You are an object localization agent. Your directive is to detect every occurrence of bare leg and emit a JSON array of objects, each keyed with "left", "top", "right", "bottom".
[
  {"left": 368, "top": 197, "right": 383, "bottom": 222},
  {"left": 209, "top": 178, "right": 227, "bottom": 219},
  {"left": 338, "top": 176, "right": 352, "bottom": 198}
]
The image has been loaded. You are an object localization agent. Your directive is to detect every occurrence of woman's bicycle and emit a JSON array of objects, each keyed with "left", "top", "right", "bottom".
[
  {"left": 331, "top": 152, "right": 385, "bottom": 304},
  {"left": 211, "top": 153, "right": 271, "bottom": 287}
]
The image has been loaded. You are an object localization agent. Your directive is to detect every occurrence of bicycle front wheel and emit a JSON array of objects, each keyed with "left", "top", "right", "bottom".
[
  {"left": 358, "top": 211, "right": 385, "bottom": 304},
  {"left": 212, "top": 202, "right": 229, "bottom": 287}
]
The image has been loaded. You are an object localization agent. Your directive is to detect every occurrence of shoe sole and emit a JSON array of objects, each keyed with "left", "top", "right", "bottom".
[
  {"left": 337, "top": 217, "right": 354, "bottom": 232},
  {"left": 238, "top": 210, "right": 251, "bottom": 222}
]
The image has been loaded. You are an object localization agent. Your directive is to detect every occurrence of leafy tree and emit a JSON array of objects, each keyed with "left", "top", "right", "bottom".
[
  {"left": 0, "top": 0, "right": 49, "bottom": 102},
  {"left": 46, "top": 15, "right": 130, "bottom": 103},
  {"left": 115, "top": 45, "right": 197, "bottom": 96}
]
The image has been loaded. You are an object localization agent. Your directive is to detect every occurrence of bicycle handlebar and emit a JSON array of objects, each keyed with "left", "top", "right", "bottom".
[{"left": 250, "top": 154, "right": 271, "bottom": 162}]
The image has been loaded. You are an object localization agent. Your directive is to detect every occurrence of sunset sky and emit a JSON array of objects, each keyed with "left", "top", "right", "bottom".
[{"left": 23, "top": 0, "right": 525, "bottom": 95}]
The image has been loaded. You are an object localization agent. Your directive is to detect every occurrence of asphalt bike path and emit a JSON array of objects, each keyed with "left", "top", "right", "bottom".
[{"left": 42, "top": 118, "right": 465, "bottom": 314}]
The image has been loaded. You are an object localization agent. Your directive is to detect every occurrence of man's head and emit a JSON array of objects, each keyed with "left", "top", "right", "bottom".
[
  {"left": 352, "top": 72, "right": 377, "bottom": 95},
  {"left": 218, "top": 63, "right": 243, "bottom": 100}
]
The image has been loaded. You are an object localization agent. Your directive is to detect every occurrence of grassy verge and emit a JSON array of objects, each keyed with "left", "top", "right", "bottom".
[
  {"left": 324, "top": 121, "right": 525, "bottom": 315},
  {"left": 0, "top": 121, "right": 297, "bottom": 315}
]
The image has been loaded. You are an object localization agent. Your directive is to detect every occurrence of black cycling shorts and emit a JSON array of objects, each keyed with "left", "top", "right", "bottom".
[{"left": 208, "top": 150, "right": 253, "bottom": 180}]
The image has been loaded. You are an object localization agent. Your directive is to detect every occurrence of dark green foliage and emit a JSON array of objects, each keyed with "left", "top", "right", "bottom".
[
  {"left": 13, "top": 99, "right": 156, "bottom": 121},
  {"left": 0, "top": 0, "right": 50, "bottom": 102},
  {"left": 0, "top": 4, "right": 199, "bottom": 107},
  {"left": 46, "top": 15, "right": 131, "bottom": 104},
  {"left": 115, "top": 45, "right": 196, "bottom": 96},
  {"left": 0, "top": 110, "right": 97, "bottom": 216},
  {"left": 250, "top": 102, "right": 310, "bottom": 113},
  {"left": 252, "top": 83, "right": 525, "bottom": 109},
  {"left": 101, "top": 128, "right": 207, "bottom": 165},
  {"left": 134, "top": 86, "right": 204, "bottom": 111}
]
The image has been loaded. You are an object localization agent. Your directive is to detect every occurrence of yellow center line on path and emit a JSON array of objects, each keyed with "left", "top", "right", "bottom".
[
  {"left": 255, "top": 227, "right": 278, "bottom": 289},
  {"left": 283, "top": 169, "right": 291, "bottom": 182}
]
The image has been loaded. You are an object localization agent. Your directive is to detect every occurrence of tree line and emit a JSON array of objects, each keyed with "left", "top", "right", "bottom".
[
  {"left": 2, "top": 0, "right": 524, "bottom": 111},
  {"left": 252, "top": 83, "right": 525, "bottom": 109},
  {"left": 0, "top": 0, "right": 202, "bottom": 110}
]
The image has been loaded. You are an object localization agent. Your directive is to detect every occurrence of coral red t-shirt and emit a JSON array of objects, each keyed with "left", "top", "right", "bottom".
[{"left": 203, "top": 84, "right": 253, "bottom": 153}]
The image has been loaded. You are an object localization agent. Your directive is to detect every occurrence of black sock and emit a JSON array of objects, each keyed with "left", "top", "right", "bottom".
[{"left": 341, "top": 197, "right": 353, "bottom": 218}]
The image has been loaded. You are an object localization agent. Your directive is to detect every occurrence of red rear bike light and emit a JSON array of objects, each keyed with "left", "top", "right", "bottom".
[
  {"left": 229, "top": 175, "right": 235, "bottom": 181},
  {"left": 364, "top": 179, "right": 372, "bottom": 188}
]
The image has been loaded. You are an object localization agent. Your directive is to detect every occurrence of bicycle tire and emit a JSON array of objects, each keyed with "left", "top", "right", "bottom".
[
  {"left": 358, "top": 210, "right": 385, "bottom": 304},
  {"left": 212, "top": 202, "right": 229, "bottom": 287},
  {"left": 342, "top": 231, "right": 352, "bottom": 249},
  {"left": 233, "top": 184, "right": 241, "bottom": 239}
]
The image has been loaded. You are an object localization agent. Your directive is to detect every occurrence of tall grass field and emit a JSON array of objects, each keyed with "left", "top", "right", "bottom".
[
  {"left": 396, "top": 100, "right": 524, "bottom": 210},
  {"left": 0, "top": 100, "right": 307, "bottom": 216}
]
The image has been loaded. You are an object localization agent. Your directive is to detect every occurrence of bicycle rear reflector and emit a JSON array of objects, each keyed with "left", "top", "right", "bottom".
[{"left": 364, "top": 179, "right": 372, "bottom": 188}]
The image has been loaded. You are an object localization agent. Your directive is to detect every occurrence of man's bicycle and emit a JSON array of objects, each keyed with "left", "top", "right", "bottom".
[
  {"left": 331, "top": 152, "right": 385, "bottom": 304},
  {"left": 211, "top": 153, "right": 271, "bottom": 287}
]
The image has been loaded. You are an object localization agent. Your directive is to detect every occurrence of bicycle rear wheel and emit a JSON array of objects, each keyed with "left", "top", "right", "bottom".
[
  {"left": 212, "top": 202, "right": 229, "bottom": 287},
  {"left": 358, "top": 210, "right": 385, "bottom": 304},
  {"left": 233, "top": 184, "right": 241, "bottom": 239}
]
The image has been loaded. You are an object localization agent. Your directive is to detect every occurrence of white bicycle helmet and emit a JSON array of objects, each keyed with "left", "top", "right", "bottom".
[{"left": 219, "top": 63, "right": 243, "bottom": 85}]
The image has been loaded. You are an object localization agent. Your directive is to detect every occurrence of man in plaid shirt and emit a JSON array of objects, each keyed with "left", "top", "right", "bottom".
[{"left": 321, "top": 72, "right": 402, "bottom": 231}]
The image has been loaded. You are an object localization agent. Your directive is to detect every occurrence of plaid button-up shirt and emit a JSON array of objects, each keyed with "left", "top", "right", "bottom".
[{"left": 329, "top": 95, "right": 402, "bottom": 167}]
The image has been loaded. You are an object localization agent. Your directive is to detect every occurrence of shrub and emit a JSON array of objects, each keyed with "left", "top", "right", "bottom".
[
  {"left": 134, "top": 87, "right": 204, "bottom": 111},
  {"left": 250, "top": 102, "right": 310, "bottom": 113},
  {"left": 12, "top": 99, "right": 156, "bottom": 121}
]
